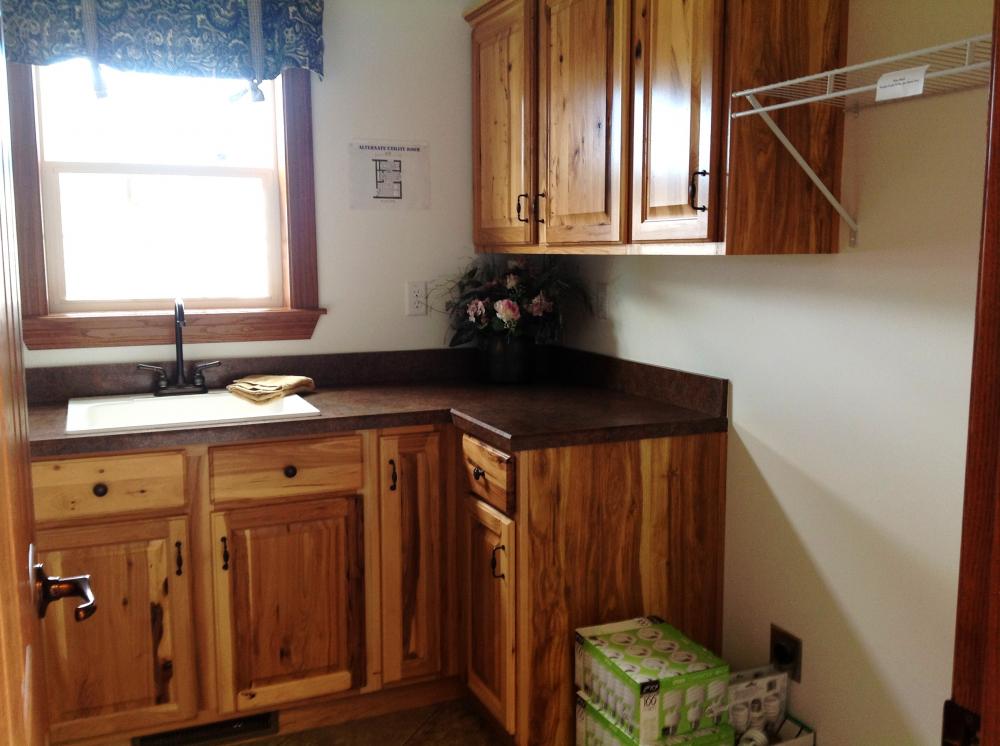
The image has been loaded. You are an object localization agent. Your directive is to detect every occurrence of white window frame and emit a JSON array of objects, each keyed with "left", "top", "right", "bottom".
[{"left": 34, "top": 71, "right": 285, "bottom": 314}]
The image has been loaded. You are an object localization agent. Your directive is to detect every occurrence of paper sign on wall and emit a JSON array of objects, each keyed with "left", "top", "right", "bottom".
[
  {"left": 875, "top": 64, "right": 929, "bottom": 102},
  {"left": 348, "top": 141, "right": 430, "bottom": 210}
]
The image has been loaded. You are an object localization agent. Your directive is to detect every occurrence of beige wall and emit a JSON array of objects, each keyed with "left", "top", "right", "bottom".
[
  {"left": 24, "top": 0, "right": 473, "bottom": 367},
  {"left": 567, "top": 1, "right": 992, "bottom": 742}
]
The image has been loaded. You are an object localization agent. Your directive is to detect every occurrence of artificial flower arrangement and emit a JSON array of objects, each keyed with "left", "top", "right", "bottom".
[{"left": 436, "top": 256, "right": 590, "bottom": 372}]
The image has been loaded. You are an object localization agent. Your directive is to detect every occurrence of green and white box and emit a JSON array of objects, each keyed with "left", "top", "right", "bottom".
[
  {"left": 574, "top": 617, "right": 730, "bottom": 744},
  {"left": 575, "top": 691, "right": 734, "bottom": 746}
]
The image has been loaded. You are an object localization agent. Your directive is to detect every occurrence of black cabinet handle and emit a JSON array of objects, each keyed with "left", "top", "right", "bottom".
[
  {"left": 516, "top": 193, "right": 530, "bottom": 223},
  {"left": 688, "top": 169, "right": 708, "bottom": 213},
  {"left": 389, "top": 459, "right": 398, "bottom": 491},
  {"left": 472, "top": 466, "right": 485, "bottom": 481},
  {"left": 490, "top": 544, "right": 506, "bottom": 580},
  {"left": 175, "top": 541, "right": 183, "bottom": 577},
  {"left": 283, "top": 465, "right": 298, "bottom": 479},
  {"left": 92, "top": 483, "right": 108, "bottom": 497},
  {"left": 220, "top": 536, "right": 229, "bottom": 571},
  {"left": 535, "top": 192, "right": 546, "bottom": 224}
]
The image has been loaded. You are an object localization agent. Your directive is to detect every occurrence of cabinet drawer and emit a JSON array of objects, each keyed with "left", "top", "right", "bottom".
[
  {"left": 32, "top": 451, "right": 185, "bottom": 523},
  {"left": 210, "top": 435, "right": 363, "bottom": 503},
  {"left": 462, "top": 434, "right": 515, "bottom": 514}
]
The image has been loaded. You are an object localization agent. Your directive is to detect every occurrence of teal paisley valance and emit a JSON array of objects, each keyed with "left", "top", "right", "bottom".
[{"left": 2, "top": 0, "right": 324, "bottom": 82}]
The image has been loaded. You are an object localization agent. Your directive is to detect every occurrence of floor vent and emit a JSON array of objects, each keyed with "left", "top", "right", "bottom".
[{"left": 132, "top": 712, "right": 278, "bottom": 745}]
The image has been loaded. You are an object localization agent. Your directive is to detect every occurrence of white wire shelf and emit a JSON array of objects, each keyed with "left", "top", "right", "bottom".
[{"left": 731, "top": 34, "right": 992, "bottom": 118}]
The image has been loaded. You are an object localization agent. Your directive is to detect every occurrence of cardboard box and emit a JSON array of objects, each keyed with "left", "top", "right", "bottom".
[
  {"left": 576, "top": 691, "right": 735, "bottom": 746},
  {"left": 728, "top": 666, "right": 788, "bottom": 737},
  {"left": 575, "top": 617, "right": 730, "bottom": 744}
]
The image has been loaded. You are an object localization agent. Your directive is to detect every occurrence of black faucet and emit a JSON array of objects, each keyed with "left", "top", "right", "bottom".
[{"left": 137, "top": 298, "right": 221, "bottom": 396}]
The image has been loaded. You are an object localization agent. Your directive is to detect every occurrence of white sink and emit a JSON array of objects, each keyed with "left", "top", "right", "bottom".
[{"left": 65, "top": 390, "right": 321, "bottom": 434}]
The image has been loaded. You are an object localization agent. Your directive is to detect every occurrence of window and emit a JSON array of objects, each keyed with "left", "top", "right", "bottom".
[{"left": 9, "top": 62, "right": 322, "bottom": 348}]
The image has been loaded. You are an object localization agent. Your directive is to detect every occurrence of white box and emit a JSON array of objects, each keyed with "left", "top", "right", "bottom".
[{"left": 728, "top": 666, "right": 788, "bottom": 737}]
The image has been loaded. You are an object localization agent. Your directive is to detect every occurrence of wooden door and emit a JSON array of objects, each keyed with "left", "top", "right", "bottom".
[
  {"left": 466, "top": 497, "right": 515, "bottom": 733},
  {"left": 380, "top": 429, "right": 442, "bottom": 684},
  {"left": 948, "top": 5, "right": 1000, "bottom": 744},
  {"left": 469, "top": 0, "right": 537, "bottom": 247},
  {"left": 211, "top": 498, "right": 365, "bottom": 712},
  {"left": 0, "top": 11, "right": 46, "bottom": 744},
  {"left": 631, "top": 0, "right": 721, "bottom": 242},
  {"left": 539, "top": 0, "right": 630, "bottom": 245},
  {"left": 35, "top": 518, "right": 196, "bottom": 742}
]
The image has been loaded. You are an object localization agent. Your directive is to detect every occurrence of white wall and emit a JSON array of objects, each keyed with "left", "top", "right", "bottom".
[
  {"left": 24, "top": 0, "right": 473, "bottom": 367},
  {"left": 567, "top": 1, "right": 991, "bottom": 743}
]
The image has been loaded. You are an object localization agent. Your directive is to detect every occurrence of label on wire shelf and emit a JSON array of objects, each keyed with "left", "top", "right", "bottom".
[{"left": 875, "top": 64, "right": 929, "bottom": 102}]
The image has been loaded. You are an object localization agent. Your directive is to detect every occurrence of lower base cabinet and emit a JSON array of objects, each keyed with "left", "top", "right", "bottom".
[
  {"left": 465, "top": 496, "right": 516, "bottom": 734},
  {"left": 210, "top": 497, "right": 367, "bottom": 712},
  {"left": 36, "top": 517, "right": 197, "bottom": 743}
]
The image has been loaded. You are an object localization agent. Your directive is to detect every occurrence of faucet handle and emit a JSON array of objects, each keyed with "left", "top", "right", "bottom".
[
  {"left": 137, "top": 364, "right": 168, "bottom": 390},
  {"left": 192, "top": 360, "right": 221, "bottom": 387}
]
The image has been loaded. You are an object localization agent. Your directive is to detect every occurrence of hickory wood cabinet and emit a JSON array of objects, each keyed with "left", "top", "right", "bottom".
[
  {"left": 466, "top": 0, "right": 850, "bottom": 255},
  {"left": 27, "top": 422, "right": 725, "bottom": 746},
  {"left": 466, "top": 0, "right": 722, "bottom": 251}
]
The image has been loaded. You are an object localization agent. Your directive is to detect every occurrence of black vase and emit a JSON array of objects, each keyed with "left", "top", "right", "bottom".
[{"left": 486, "top": 335, "right": 532, "bottom": 384}]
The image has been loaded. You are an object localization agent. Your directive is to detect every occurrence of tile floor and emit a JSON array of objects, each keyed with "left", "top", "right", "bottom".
[{"left": 241, "top": 700, "right": 507, "bottom": 746}]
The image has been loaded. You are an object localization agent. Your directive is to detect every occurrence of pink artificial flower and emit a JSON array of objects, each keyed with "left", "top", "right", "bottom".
[
  {"left": 466, "top": 299, "right": 487, "bottom": 325},
  {"left": 505, "top": 273, "right": 519, "bottom": 290},
  {"left": 528, "top": 292, "right": 554, "bottom": 317},
  {"left": 494, "top": 298, "right": 521, "bottom": 328}
]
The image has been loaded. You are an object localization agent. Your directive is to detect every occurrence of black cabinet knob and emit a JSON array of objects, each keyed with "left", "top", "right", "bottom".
[
  {"left": 92, "top": 483, "right": 108, "bottom": 497},
  {"left": 472, "top": 467, "right": 485, "bottom": 481},
  {"left": 283, "top": 465, "right": 298, "bottom": 479}
]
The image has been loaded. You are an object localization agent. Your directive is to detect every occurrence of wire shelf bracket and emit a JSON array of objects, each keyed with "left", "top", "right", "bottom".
[{"left": 731, "top": 34, "right": 993, "bottom": 247}]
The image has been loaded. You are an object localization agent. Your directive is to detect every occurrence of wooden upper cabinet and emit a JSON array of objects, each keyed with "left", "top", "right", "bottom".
[
  {"left": 379, "top": 430, "right": 442, "bottom": 685},
  {"left": 539, "top": 0, "right": 630, "bottom": 245},
  {"left": 724, "top": 0, "right": 848, "bottom": 254},
  {"left": 631, "top": 0, "right": 722, "bottom": 242},
  {"left": 211, "top": 498, "right": 366, "bottom": 712},
  {"left": 466, "top": 497, "right": 516, "bottom": 733},
  {"left": 37, "top": 518, "right": 197, "bottom": 743},
  {"left": 469, "top": 0, "right": 537, "bottom": 246}
]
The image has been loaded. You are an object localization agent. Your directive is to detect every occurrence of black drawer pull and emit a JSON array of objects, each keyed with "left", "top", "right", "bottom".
[
  {"left": 92, "top": 483, "right": 108, "bottom": 497},
  {"left": 220, "top": 536, "right": 230, "bottom": 571},
  {"left": 175, "top": 541, "right": 183, "bottom": 576},
  {"left": 472, "top": 466, "right": 485, "bottom": 481},
  {"left": 389, "top": 459, "right": 398, "bottom": 491},
  {"left": 283, "top": 465, "right": 298, "bottom": 479}
]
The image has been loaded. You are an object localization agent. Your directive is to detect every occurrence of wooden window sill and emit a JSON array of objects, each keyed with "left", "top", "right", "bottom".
[{"left": 22, "top": 308, "right": 326, "bottom": 350}]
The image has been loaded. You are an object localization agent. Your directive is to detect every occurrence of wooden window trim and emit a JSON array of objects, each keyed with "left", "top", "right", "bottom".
[{"left": 7, "top": 64, "right": 325, "bottom": 349}]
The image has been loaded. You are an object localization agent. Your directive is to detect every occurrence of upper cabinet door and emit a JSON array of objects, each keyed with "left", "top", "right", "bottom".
[
  {"left": 470, "top": 0, "right": 536, "bottom": 247},
  {"left": 539, "top": 0, "right": 629, "bottom": 245},
  {"left": 631, "top": 0, "right": 721, "bottom": 242}
]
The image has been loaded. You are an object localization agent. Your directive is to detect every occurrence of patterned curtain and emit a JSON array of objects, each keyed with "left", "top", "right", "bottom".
[{"left": 2, "top": 0, "right": 324, "bottom": 83}]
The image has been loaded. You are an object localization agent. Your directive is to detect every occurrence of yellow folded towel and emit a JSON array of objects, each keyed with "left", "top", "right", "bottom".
[{"left": 227, "top": 374, "right": 316, "bottom": 403}]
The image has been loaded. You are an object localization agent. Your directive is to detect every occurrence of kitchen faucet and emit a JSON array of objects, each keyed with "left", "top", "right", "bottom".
[{"left": 137, "top": 298, "right": 221, "bottom": 396}]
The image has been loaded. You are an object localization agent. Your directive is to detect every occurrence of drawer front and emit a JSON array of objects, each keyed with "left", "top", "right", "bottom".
[
  {"left": 32, "top": 451, "right": 186, "bottom": 523},
  {"left": 462, "top": 435, "right": 515, "bottom": 514},
  {"left": 210, "top": 435, "right": 364, "bottom": 503}
]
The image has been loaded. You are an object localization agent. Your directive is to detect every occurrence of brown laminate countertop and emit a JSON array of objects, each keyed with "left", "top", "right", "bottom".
[{"left": 28, "top": 383, "right": 728, "bottom": 458}]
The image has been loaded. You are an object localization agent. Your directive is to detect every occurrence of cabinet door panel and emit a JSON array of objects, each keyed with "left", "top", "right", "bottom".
[
  {"left": 631, "top": 0, "right": 720, "bottom": 241},
  {"left": 540, "top": 0, "right": 628, "bottom": 244},
  {"left": 466, "top": 498, "right": 515, "bottom": 733},
  {"left": 212, "top": 498, "right": 365, "bottom": 712},
  {"left": 380, "top": 431, "right": 441, "bottom": 683},
  {"left": 37, "top": 518, "right": 196, "bottom": 743},
  {"left": 471, "top": 0, "right": 536, "bottom": 246}
]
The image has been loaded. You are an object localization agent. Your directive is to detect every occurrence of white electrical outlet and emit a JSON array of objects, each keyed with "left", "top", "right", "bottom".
[
  {"left": 405, "top": 281, "right": 427, "bottom": 316},
  {"left": 596, "top": 282, "right": 609, "bottom": 320}
]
